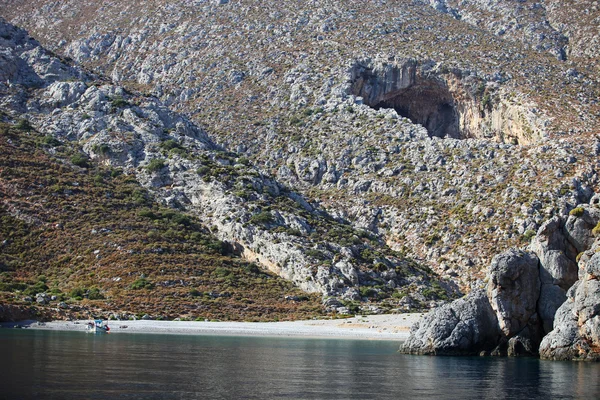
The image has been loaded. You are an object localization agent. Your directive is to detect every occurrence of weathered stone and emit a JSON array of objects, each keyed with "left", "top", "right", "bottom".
[
  {"left": 537, "top": 283, "right": 567, "bottom": 333},
  {"left": 400, "top": 289, "right": 500, "bottom": 355},
  {"left": 486, "top": 249, "right": 540, "bottom": 337},
  {"left": 530, "top": 216, "right": 579, "bottom": 333},
  {"left": 564, "top": 208, "right": 600, "bottom": 254},
  {"left": 539, "top": 253, "right": 600, "bottom": 361}
]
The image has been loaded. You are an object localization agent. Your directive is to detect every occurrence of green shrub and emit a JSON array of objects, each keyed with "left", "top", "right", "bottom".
[
  {"left": 23, "top": 281, "right": 48, "bottom": 296},
  {"left": 92, "top": 143, "right": 111, "bottom": 155},
  {"left": 111, "top": 96, "right": 129, "bottom": 108},
  {"left": 213, "top": 267, "right": 233, "bottom": 278},
  {"left": 69, "top": 287, "right": 85, "bottom": 300},
  {"left": 197, "top": 166, "right": 211, "bottom": 175},
  {"left": 523, "top": 230, "right": 536, "bottom": 241},
  {"left": 146, "top": 159, "right": 165, "bottom": 172},
  {"left": 15, "top": 119, "right": 33, "bottom": 131},
  {"left": 570, "top": 207, "right": 585, "bottom": 217},
  {"left": 359, "top": 286, "right": 377, "bottom": 298},
  {"left": 131, "top": 189, "right": 148, "bottom": 205},
  {"left": 160, "top": 139, "right": 181, "bottom": 151},
  {"left": 306, "top": 249, "right": 327, "bottom": 261},
  {"left": 87, "top": 287, "right": 104, "bottom": 300},
  {"left": 130, "top": 278, "right": 153, "bottom": 290},
  {"left": 70, "top": 153, "right": 89, "bottom": 168},
  {"left": 249, "top": 211, "right": 274, "bottom": 225},
  {"left": 593, "top": 222, "right": 600, "bottom": 237},
  {"left": 138, "top": 209, "right": 158, "bottom": 219},
  {"left": 43, "top": 135, "right": 61, "bottom": 146}
]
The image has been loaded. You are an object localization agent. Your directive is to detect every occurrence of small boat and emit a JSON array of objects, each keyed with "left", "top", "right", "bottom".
[{"left": 86, "top": 319, "right": 110, "bottom": 333}]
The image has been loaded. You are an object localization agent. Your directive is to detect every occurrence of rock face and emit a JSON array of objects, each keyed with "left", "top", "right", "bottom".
[
  {"left": 349, "top": 57, "right": 545, "bottom": 143},
  {"left": 403, "top": 201, "right": 600, "bottom": 360},
  {"left": 539, "top": 253, "right": 600, "bottom": 361},
  {"left": 401, "top": 289, "right": 500, "bottom": 355},
  {"left": 530, "top": 207, "right": 600, "bottom": 334},
  {"left": 402, "top": 249, "right": 542, "bottom": 356},
  {"left": 487, "top": 249, "right": 540, "bottom": 338}
]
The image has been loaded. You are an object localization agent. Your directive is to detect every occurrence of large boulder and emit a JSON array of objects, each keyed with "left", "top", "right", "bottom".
[
  {"left": 539, "top": 253, "right": 600, "bottom": 361},
  {"left": 400, "top": 289, "right": 501, "bottom": 355},
  {"left": 487, "top": 249, "right": 540, "bottom": 337},
  {"left": 402, "top": 249, "right": 543, "bottom": 357},
  {"left": 563, "top": 207, "right": 600, "bottom": 254}
]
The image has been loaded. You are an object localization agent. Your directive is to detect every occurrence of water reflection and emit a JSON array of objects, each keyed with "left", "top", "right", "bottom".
[{"left": 1, "top": 330, "right": 599, "bottom": 399}]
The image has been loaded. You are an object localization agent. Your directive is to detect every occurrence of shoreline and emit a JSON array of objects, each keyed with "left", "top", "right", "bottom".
[{"left": 0, "top": 313, "right": 423, "bottom": 341}]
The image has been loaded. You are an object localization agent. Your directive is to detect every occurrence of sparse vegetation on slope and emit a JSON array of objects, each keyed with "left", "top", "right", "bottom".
[{"left": 0, "top": 123, "right": 326, "bottom": 321}]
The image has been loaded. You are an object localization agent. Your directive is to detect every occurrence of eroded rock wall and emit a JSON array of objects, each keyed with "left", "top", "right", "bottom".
[{"left": 349, "top": 57, "right": 547, "bottom": 144}]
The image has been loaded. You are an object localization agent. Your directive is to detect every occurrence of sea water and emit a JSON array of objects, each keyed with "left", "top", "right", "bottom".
[{"left": 1, "top": 329, "right": 599, "bottom": 399}]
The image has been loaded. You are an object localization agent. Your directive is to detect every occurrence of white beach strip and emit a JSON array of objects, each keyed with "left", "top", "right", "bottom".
[{"left": 0, "top": 314, "right": 423, "bottom": 341}]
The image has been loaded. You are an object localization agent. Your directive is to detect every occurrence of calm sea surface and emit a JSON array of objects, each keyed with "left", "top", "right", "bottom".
[{"left": 1, "top": 329, "right": 599, "bottom": 399}]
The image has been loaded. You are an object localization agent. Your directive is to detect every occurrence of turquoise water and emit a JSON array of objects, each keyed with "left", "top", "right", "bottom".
[{"left": 1, "top": 329, "right": 600, "bottom": 399}]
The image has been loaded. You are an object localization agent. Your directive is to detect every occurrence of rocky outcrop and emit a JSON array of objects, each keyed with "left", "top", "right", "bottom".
[
  {"left": 531, "top": 207, "right": 600, "bottom": 333},
  {"left": 539, "top": 253, "right": 600, "bottom": 361},
  {"left": 403, "top": 200, "right": 600, "bottom": 360},
  {"left": 401, "top": 249, "right": 542, "bottom": 356},
  {"left": 487, "top": 249, "right": 540, "bottom": 338},
  {"left": 348, "top": 57, "right": 548, "bottom": 144},
  {"left": 401, "top": 289, "right": 500, "bottom": 355}
]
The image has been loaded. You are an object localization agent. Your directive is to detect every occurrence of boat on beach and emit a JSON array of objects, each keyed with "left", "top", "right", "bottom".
[{"left": 86, "top": 319, "right": 110, "bottom": 333}]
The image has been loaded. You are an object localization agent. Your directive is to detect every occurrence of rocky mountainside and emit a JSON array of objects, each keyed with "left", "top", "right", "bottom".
[
  {"left": 0, "top": 18, "right": 451, "bottom": 319},
  {"left": 0, "top": 1, "right": 599, "bottom": 321},
  {"left": 1, "top": 0, "right": 598, "bottom": 290}
]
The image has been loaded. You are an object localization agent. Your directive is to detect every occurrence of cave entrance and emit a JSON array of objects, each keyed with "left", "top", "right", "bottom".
[
  {"left": 373, "top": 84, "right": 461, "bottom": 139},
  {"left": 350, "top": 63, "right": 462, "bottom": 139}
]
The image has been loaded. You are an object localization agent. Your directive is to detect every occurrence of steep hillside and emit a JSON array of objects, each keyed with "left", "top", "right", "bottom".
[
  {"left": 0, "top": 121, "right": 325, "bottom": 321},
  {"left": 1, "top": 1, "right": 599, "bottom": 313},
  {"left": 0, "top": 18, "right": 452, "bottom": 319}
]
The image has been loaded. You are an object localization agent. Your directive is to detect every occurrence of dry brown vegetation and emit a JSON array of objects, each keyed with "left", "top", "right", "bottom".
[{"left": 0, "top": 122, "right": 325, "bottom": 321}]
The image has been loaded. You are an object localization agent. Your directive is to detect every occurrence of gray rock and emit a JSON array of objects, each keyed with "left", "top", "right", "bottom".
[
  {"left": 400, "top": 289, "right": 500, "bottom": 355},
  {"left": 487, "top": 249, "right": 540, "bottom": 337},
  {"left": 537, "top": 283, "right": 567, "bottom": 333},
  {"left": 564, "top": 207, "right": 600, "bottom": 254},
  {"left": 530, "top": 216, "right": 579, "bottom": 333},
  {"left": 35, "top": 293, "right": 49, "bottom": 305},
  {"left": 539, "top": 253, "right": 600, "bottom": 361}
]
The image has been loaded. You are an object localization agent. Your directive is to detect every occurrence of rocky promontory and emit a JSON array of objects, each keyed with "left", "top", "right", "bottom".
[{"left": 402, "top": 201, "right": 600, "bottom": 360}]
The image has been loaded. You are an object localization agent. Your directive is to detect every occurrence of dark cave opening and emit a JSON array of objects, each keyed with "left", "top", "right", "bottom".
[
  {"left": 350, "top": 63, "right": 463, "bottom": 139},
  {"left": 374, "top": 90, "right": 461, "bottom": 139}
]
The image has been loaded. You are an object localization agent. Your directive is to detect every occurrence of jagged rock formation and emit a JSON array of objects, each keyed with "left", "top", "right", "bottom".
[
  {"left": 402, "top": 200, "right": 600, "bottom": 360},
  {"left": 401, "top": 249, "right": 543, "bottom": 356},
  {"left": 539, "top": 253, "right": 600, "bottom": 361}
]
